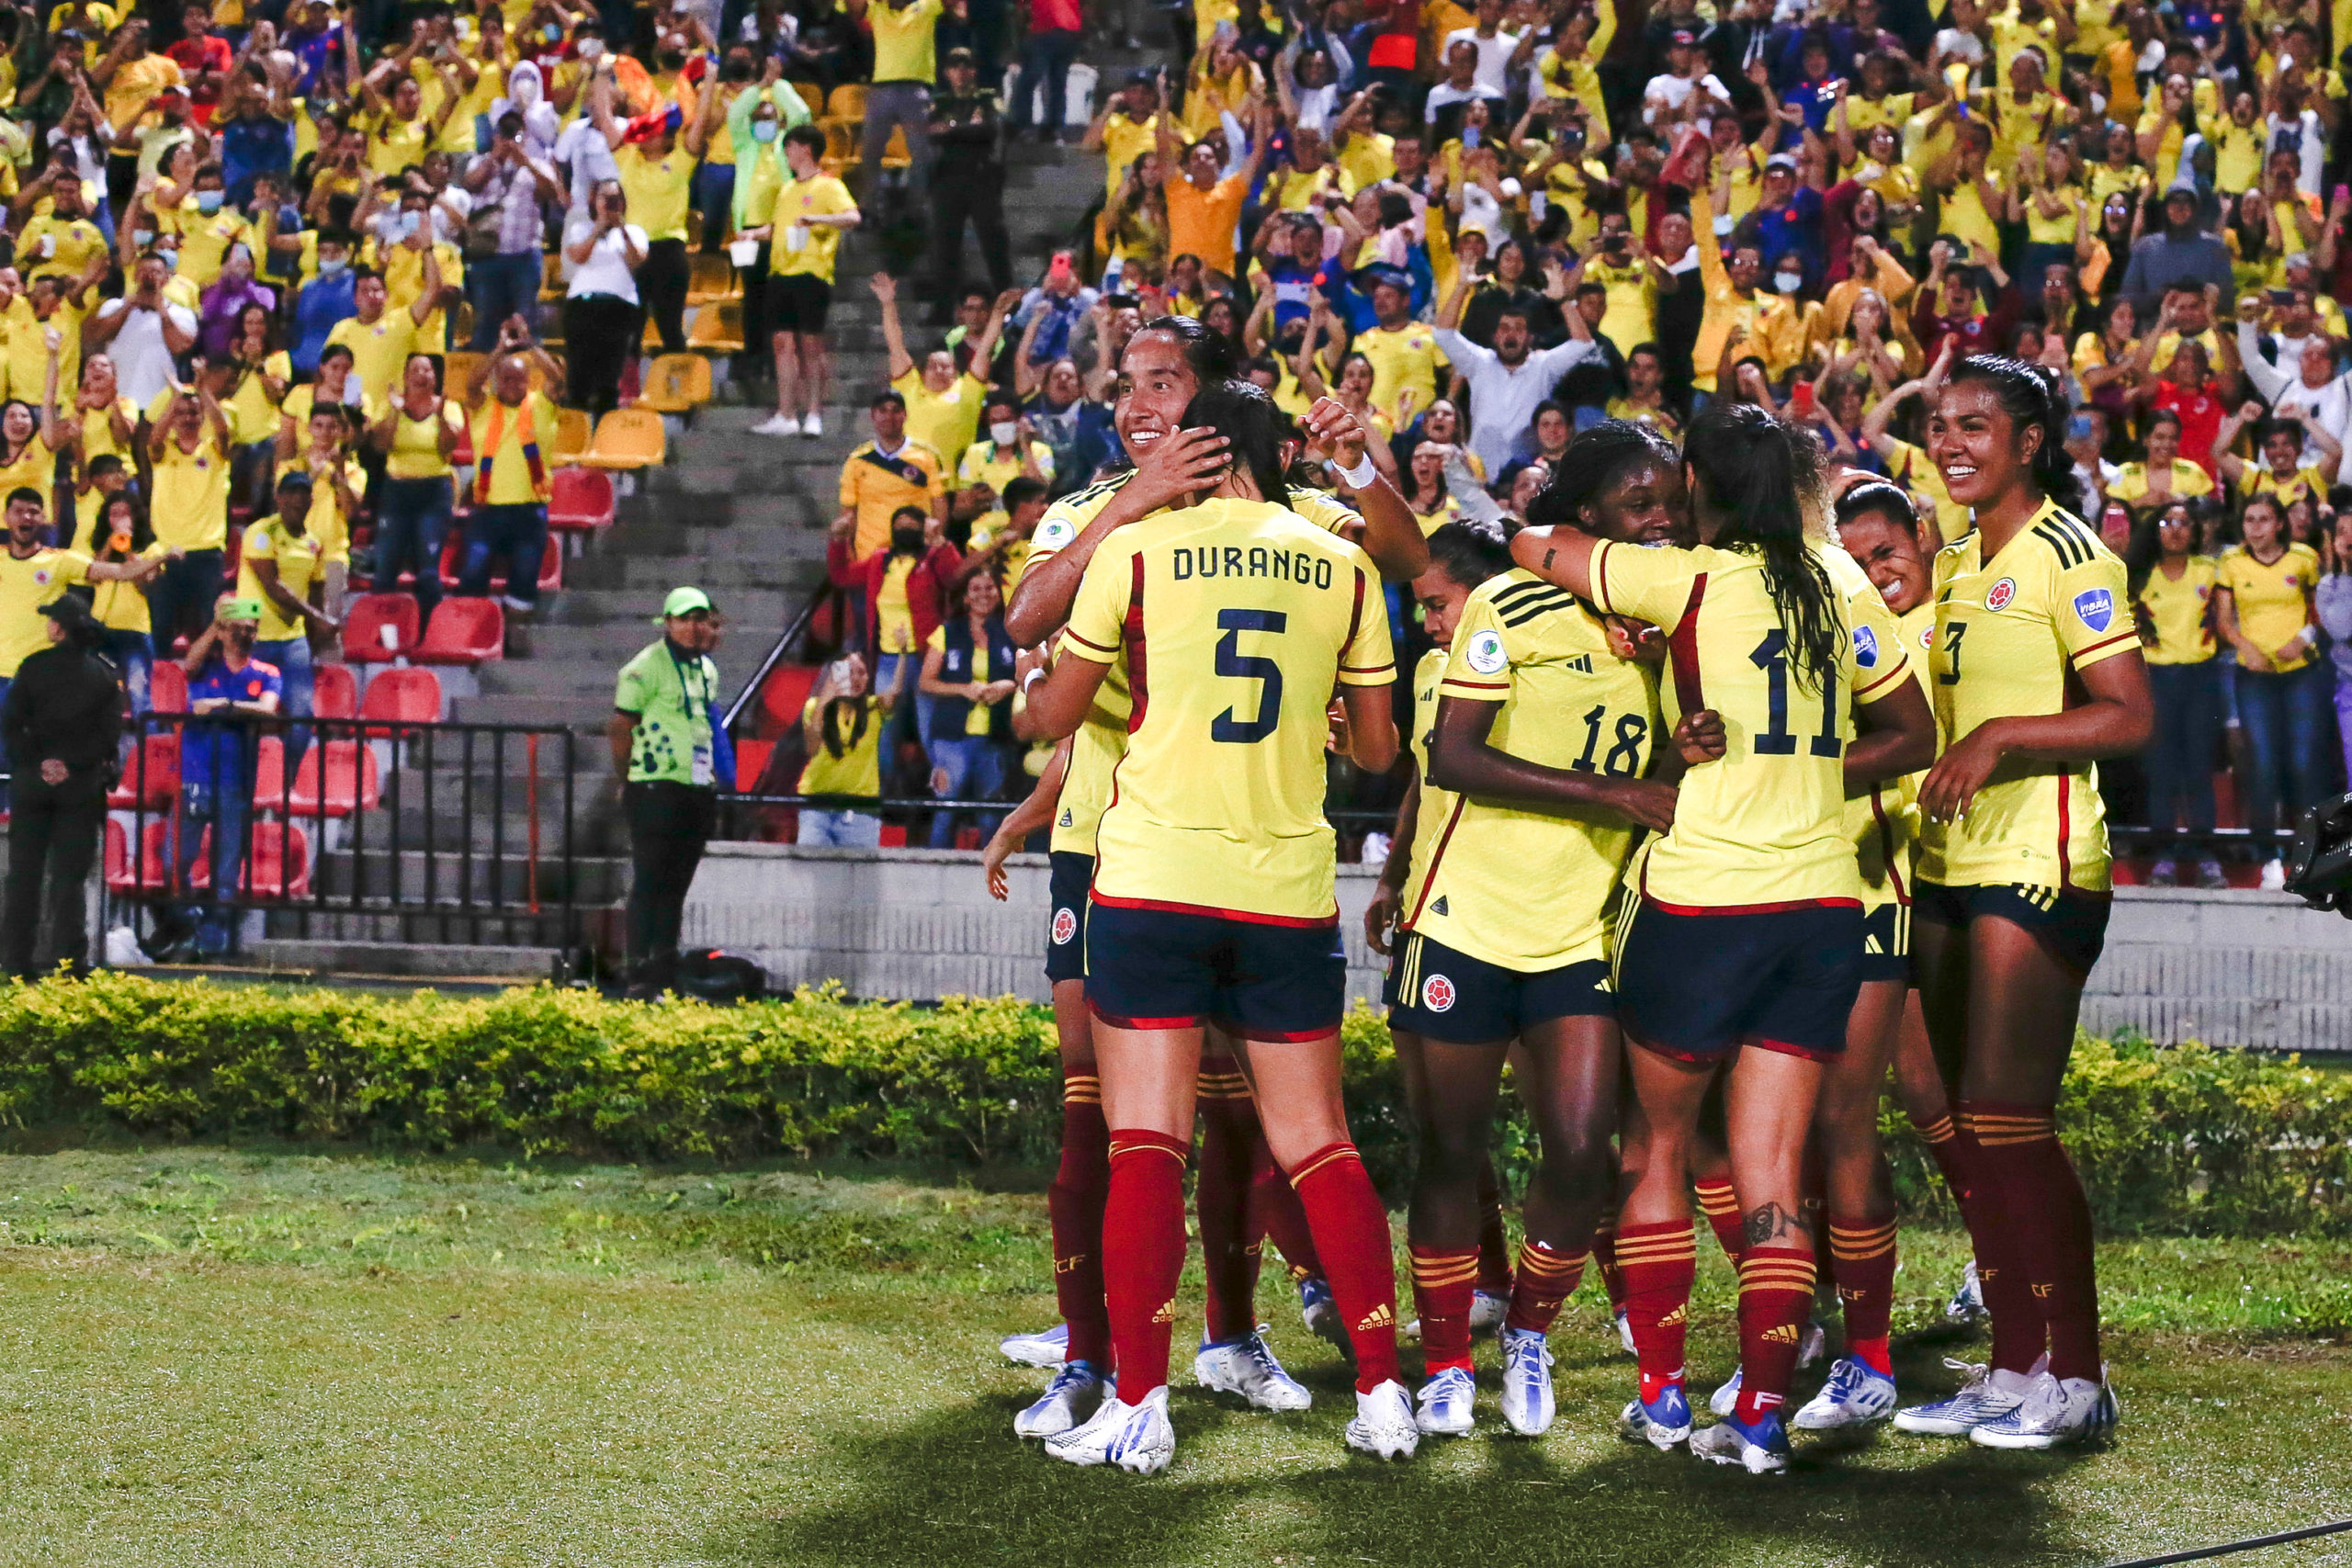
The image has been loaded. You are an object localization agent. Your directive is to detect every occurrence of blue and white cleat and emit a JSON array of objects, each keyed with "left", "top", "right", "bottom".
[
  {"left": 1792, "top": 1357, "right": 1898, "bottom": 1430},
  {"left": 1945, "top": 1258, "right": 1986, "bottom": 1325},
  {"left": 1414, "top": 1365, "right": 1477, "bottom": 1436},
  {"left": 1298, "top": 1275, "right": 1351, "bottom": 1358},
  {"left": 1014, "top": 1360, "right": 1112, "bottom": 1438},
  {"left": 1348, "top": 1379, "right": 1421, "bottom": 1460},
  {"left": 1194, "top": 1333, "right": 1311, "bottom": 1411},
  {"left": 1498, "top": 1326, "right": 1555, "bottom": 1436},
  {"left": 1970, "top": 1369, "right": 2120, "bottom": 1450},
  {"left": 1046, "top": 1383, "right": 1176, "bottom": 1473},
  {"left": 1619, "top": 1381, "right": 1694, "bottom": 1449},
  {"left": 1709, "top": 1366, "right": 1743, "bottom": 1418},
  {"left": 1469, "top": 1288, "right": 1510, "bottom": 1336},
  {"left": 1892, "top": 1356, "right": 2042, "bottom": 1436},
  {"left": 999, "top": 1322, "right": 1069, "bottom": 1368},
  {"left": 1690, "top": 1410, "right": 1792, "bottom": 1473}
]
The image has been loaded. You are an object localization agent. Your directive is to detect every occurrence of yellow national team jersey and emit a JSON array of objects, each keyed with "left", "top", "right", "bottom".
[
  {"left": 1838, "top": 568, "right": 1933, "bottom": 910},
  {"left": 1404, "top": 643, "right": 1452, "bottom": 823},
  {"left": 1927, "top": 501, "right": 2138, "bottom": 892},
  {"left": 2218, "top": 542, "right": 2321, "bottom": 672},
  {"left": 1020, "top": 475, "right": 1364, "bottom": 858},
  {"left": 1059, "top": 496, "right": 1394, "bottom": 923},
  {"left": 2244, "top": 464, "right": 2330, "bottom": 511},
  {"left": 1590, "top": 537, "right": 1902, "bottom": 910},
  {"left": 2136, "top": 555, "right": 2220, "bottom": 665},
  {"left": 0, "top": 547, "right": 90, "bottom": 675},
  {"left": 1357, "top": 321, "right": 1447, "bottom": 423},
  {"left": 1402, "top": 570, "right": 1658, "bottom": 970}
]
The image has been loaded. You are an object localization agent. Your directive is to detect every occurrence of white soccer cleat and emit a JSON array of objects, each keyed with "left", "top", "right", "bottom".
[
  {"left": 1045, "top": 1383, "right": 1176, "bottom": 1473},
  {"left": 1969, "top": 1368, "right": 2120, "bottom": 1450},
  {"left": 1619, "top": 1381, "right": 1694, "bottom": 1449},
  {"left": 1792, "top": 1356, "right": 1898, "bottom": 1430},
  {"left": 751, "top": 412, "right": 799, "bottom": 437},
  {"left": 1469, "top": 1288, "right": 1510, "bottom": 1336},
  {"left": 1709, "top": 1365, "right": 1743, "bottom": 1417},
  {"left": 1498, "top": 1326, "right": 1555, "bottom": 1437},
  {"left": 800, "top": 411, "right": 824, "bottom": 438},
  {"left": 1298, "top": 1275, "right": 1351, "bottom": 1358},
  {"left": 1348, "top": 1379, "right": 1420, "bottom": 1460},
  {"left": 1796, "top": 1318, "right": 1829, "bottom": 1371},
  {"left": 1193, "top": 1333, "right": 1311, "bottom": 1412},
  {"left": 1414, "top": 1365, "right": 1476, "bottom": 1435},
  {"left": 1893, "top": 1355, "right": 2044, "bottom": 1436},
  {"left": 1690, "top": 1410, "right": 1792, "bottom": 1474},
  {"left": 1945, "top": 1258, "right": 1986, "bottom": 1325},
  {"left": 999, "top": 1321, "right": 1069, "bottom": 1368},
  {"left": 1014, "top": 1360, "right": 1112, "bottom": 1438}
]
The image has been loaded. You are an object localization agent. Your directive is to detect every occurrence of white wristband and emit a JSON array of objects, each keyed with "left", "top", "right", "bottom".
[
  {"left": 1334, "top": 454, "right": 1379, "bottom": 490},
  {"left": 1021, "top": 667, "right": 1047, "bottom": 694}
]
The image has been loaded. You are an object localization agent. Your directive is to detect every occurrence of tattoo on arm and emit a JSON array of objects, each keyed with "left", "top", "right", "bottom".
[
  {"left": 1543, "top": 547, "right": 1555, "bottom": 570},
  {"left": 1742, "top": 1201, "right": 1806, "bottom": 1249}
]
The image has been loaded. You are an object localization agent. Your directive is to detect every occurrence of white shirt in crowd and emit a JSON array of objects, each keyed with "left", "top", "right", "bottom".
[
  {"left": 91, "top": 297, "right": 197, "bottom": 408},
  {"left": 1643, "top": 72, "right": 1730, "bottom": 130},
  {"left": 2237, "top": 319, "right": 2352, "bottom": 465},
  {"left": 1443, "top": 26, "right": 1523, "bottom": 100},
  {"left": 1430, "top": 327, "right": 1604, "bottom": 478},
  {"left": 562, "top": 218, "right": 649, "bottom": 304}
]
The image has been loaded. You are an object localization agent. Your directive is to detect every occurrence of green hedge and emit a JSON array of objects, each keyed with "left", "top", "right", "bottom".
[{"left": 0, "top": 974, "right": 2347, "bottom": 1237}]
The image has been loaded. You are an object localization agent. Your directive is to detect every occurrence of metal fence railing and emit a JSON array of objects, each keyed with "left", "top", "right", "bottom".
[{"left": 103, "top": 710, "right": 597, "bottom": 958}]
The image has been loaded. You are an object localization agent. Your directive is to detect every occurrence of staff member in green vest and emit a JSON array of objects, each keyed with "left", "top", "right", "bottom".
[{"left": 609, "top": 586, "right": 731, "bottom": 999}]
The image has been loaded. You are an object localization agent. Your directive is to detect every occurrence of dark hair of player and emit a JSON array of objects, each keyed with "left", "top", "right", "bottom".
[
  {"left": 1833, "top": 479, "right": 1917, "bottom": 536},
  {"left": 1526, "top": 418, "right": 1679, "bottom": 532},
  {"left": 1682, "top": 400, "right": 1842, "bottom": 695},
  {"left": 1425, "top": 519, "right": 1512, "bottom": 590},
  {"left": 1181, "top": 379, "right": 1292, "bottom": 509},
  {"left": 1136, "top": 312, "right": 1238, "bottom": 389},
  {"left": 1946, "top": 353, "right": 2085, "bottom": 518}
]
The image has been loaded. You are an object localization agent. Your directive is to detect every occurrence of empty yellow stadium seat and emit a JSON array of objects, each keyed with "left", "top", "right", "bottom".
[
  {"left": 686, "top": 300, "right": 744, "bottom": 354},
  {"left": 686, "top": 252, "right": 740, "bottom": 306},
  {"left": 580, "top": 407, "right": 667, "bottom": 471},
  {"left": 548, "top": 405, "right": 594, "bottom": 465},
  {"left": 442, "top": 350, "right": 484, "bottom": 397},
  {"left": 639, "top": 354, "right": 713, "bottom": 413}
]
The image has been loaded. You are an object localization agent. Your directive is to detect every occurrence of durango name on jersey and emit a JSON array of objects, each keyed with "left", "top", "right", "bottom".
[{"left": 1169, "top": 544, "right": 1340, "bottom": 589}]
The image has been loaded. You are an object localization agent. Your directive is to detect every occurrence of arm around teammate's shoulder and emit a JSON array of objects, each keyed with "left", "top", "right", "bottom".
[{"left": 1001, "top": 425, "right": 1229, "bottom": 645}]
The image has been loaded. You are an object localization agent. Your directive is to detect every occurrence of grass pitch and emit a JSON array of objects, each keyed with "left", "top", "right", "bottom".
[{"left": 1, "top": 1145, "right": 2349, "bottom": 1567}]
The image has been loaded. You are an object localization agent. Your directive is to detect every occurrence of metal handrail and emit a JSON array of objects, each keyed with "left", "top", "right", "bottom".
[{"left": 720, "top": 579, "right": 838, "bottom": 733}]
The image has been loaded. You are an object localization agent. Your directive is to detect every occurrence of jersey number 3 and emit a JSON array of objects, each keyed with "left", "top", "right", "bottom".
[
  {"left": 1211, "top": 608, "right": 1286, "bottom": 744},
  {"left": 1749, "top": 630, "right": 1843, "bottom": 758}
]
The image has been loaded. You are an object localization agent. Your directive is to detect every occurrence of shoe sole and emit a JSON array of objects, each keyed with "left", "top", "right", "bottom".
[
  {"left": 1347, "top": 1428, "right": 1419, "bottom": 1460},
  {"left": 1892, "top": 1411, "right": 1999, "bottom": 1436},
  {"left": 1001, "top": 1345, "right": 1067, "bottom": 1370},
  {"left": 1792, "top": 1405, "right": 1894, "bottom": 1431},
  {"left": 1414, "top": 1413, "right": 1474, "bottom": 1436},
  {"left": 1193, "top": 1370, "right": 1310, "bottom": 1413},
  {"left": 1013, "top": 1410, "right": 1078, "bottom": 1438},
  {"left": 1623, "top": 1418, "right": 1691, "bottom": 1449}
]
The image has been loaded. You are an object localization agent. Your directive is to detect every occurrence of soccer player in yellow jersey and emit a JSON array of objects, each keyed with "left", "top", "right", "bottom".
[
  {"left": 2126, "top": 501, "right": 2227, "bottom": 888},
  {"left": 1024, "top": 381, "right": 1416, "bottom": 1473},
  {"left": 1895, "top": 355, "right": 2152, "bottom": 1451},
  {"left": 1395, "top": 426, "right": 1682, "bottom": 1442},
  {"left": 1511, "top": 404, "right": 1934, "bottom": 1473},
  {"left": 989, "top": 318, "right": 1424, "bottom": 1440}
]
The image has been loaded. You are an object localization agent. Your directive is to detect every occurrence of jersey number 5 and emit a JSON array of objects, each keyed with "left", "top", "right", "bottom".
[
  {"left": 1749, "top": 630, "right": 1844, "bottom": 758},
  {"left": 1211, "top": 608, "right": 1286, "bottom": 744}
]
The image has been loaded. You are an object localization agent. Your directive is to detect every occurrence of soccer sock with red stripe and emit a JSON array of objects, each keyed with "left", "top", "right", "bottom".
[
  {"left": 1826, "top": 1213, "right": 1898, "bottom": 1376},
  {"left": 1910, "top": 1111, "right": 1973, "bottom": 1205},
  {"left": 1590, "top": 1214, "right": 1629, "bottom": 1314},
  {"left": 1504, "top": 1239, "right": 1588, "bottom": 1335},
  {"left": 1102, "top": 1129, "right": 1190, "bottom": 1401},
  {"left": 1193, "top": 1079, "right": 1260, "bottom": 1346},
  {"left": 1047, "top": 1073, "right": 1112, "bottom": 1366},
  {"left": 1475, "top": 1162, "right": 1514, "bottom": 1295},
  {"left": 1974, "top": 1104, "right": 2103, "bottom": 1382},
  {"left": 1694, "top": 1173, "right": 1746, "bottom": 1267},
  {"left": 1247, "top": 1122, "right": 1325, "bottom": 1282},
  {"left": 1287, "top": 1141, "right": 1401, "bottom": 1393},
  {"left": 1409, "top": 1244, "right": 1479, "bottom": 1374},
  {"left": 1732, "top": 1245, "right": 1818, "bottom": 1425},
  {"left": 1615, "top": 1219, "right": 1698, "bottom": 1400},
  {"left": 1953, "top": 1101, "right": 2049, "bottom": 1376}
]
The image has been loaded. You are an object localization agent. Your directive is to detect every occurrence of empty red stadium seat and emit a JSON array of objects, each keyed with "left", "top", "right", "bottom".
[
  {"left": 288, "top": 740, "right": 380, "bottom": 819},
  {"left": 344, "top": 594, "right": 422, "bottom": 664},
  {"left": 760, "top": 664, "right": 820, "bottom": 729},
  {"left": 248, "top": 735, "right": 289, "bottom": 814},
  {"left": 548, "top": 467, "right": 615, "bottom": 532},
  {"left": 358, "top": 667, "right": 443, "bottom": 736},
  {"left": 106, "top": 733, "right": 180, "bottom": 809},
  {"left": 149, "top": 660, "right": 188, "bottom": 713},
  {"left": 413, "top": 598, "right": 504, "bottom": 665},
  {"left": 106, "top": 818, "right": 175, "bottom": 895},
  {"left": 186, "top": 820, "right": 310, "bottom": 897},
  {"left": 313, "top": 661, "right": 358, "bottom": 720},
  {"left": 733, "top": 738, "right": 774, "bottom": 791}
]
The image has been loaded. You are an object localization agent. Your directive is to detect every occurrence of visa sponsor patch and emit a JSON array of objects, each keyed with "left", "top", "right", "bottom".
[
  {"left": 1854, "top": 624, "right": 1879, "bottom": 668},
  {"left": 2073, "top": 587, "right": 2114, "bottom": 633}
]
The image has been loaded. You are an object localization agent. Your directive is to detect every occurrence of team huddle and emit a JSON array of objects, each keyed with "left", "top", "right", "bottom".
[{"left": 978, "top": 310, "right": 2151, "bottom": 1475}]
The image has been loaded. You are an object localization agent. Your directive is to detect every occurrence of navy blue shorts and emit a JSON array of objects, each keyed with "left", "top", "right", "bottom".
[
  {"left": 1085, "top": 900, "right": 1347, "bottom": 1042},
  {"left": 1044, "top": 850, "right": 1091, "bottom": 986},
  {"left": 1384, "top": 931, "right": 1614, "bottom": 1044},
  {"left": 1913, "top": 881, "right": 2111, "bottom": 978},
  {"left": 1859, "top": 901, "right": 1910, "bottom": 985},
  {"left": 1612, "top": 897, "right": 1864, "bottom": 1063}
]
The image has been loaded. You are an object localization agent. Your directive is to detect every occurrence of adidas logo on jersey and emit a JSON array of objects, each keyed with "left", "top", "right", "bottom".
[
  {"left": 1564, "top": 653, "right": 1593, "bottom": 673},
  {"left": 1659, "top": 1305, "right": 1687, "bottom": 1327},
  {"left": 1356, "top": 1303, "right": 1396, "bottom": 1331},
  {"left": 1760, "top": 1324, "right": 1802, "bottom": 1346},
  {"left": 1152, "top": 1299, "right": 1176, "bottom": 1325},
  {"left": 1430, "top": 895, "right": 1450, "bottom": 916}
]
